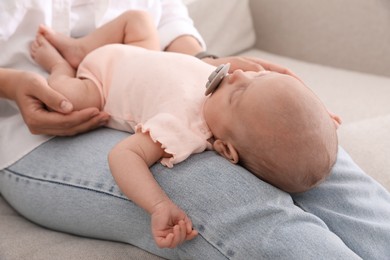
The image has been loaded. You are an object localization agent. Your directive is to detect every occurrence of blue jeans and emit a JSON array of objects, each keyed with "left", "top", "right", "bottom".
[{"left": 1, "top": 128, "right": 390, "bottom": 259}]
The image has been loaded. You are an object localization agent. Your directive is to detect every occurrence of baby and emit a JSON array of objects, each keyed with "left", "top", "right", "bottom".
[{"left": 31, "top": 10, "right": 340, "bottom": 248}]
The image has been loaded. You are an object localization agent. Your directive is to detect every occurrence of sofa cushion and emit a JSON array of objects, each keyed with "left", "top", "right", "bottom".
[
  {"left": 338, "top": 115, "right": 390, "bottom": 190},
  {"left": 184, "top": 0, "right": 256, "bottom": 57},
  {"left": 249, "top": 0, "right": 390, "bottom": 77}
]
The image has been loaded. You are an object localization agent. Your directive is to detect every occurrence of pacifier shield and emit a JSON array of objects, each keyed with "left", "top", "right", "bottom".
[{"left": 205, "top": 63, "right": 230, "bottom": 96}]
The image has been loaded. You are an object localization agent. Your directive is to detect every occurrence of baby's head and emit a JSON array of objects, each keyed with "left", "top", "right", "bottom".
[{"left": 203, "top": 69, "right": 340, "bottom": 193}]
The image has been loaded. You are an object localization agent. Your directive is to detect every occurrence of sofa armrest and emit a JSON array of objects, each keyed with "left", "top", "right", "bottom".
[{"left": 249, "top": 0, "right": 390, "bottom": 77}]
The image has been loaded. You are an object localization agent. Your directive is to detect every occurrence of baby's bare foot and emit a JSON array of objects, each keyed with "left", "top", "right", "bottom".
[
  {"left": 38, "top": 24, "right": 86, "bottom": 68},
  {"left": 30, "top": 35, "right": 68, "bottom": 72}
]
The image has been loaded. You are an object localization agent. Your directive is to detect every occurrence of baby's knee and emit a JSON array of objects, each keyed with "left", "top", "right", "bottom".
[
  {"left": 120, "top": 10, "right": 159, "bottom": 50},
  {"left": 121, "top": 10, "right": 155, "bottom": 30}
]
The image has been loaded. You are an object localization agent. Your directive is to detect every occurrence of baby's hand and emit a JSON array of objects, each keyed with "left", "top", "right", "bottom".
[{"left": 151, "top": 200, "right": 198, "bottom": 248}]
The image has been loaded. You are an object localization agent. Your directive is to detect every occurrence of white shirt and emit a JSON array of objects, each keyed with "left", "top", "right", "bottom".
[{"left": 0, "top": 0, "right": 205, "bottom": 169}]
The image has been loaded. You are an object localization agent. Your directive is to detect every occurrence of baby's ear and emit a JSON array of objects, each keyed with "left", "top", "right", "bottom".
[{"left": 213, "top": 139, "right": 239, "bottom": 164}]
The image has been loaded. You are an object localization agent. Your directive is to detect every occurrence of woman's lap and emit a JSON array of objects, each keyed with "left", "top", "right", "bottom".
[
  {"left": 1, "top": 128, "right": 389, "bottom": 259},
  {"left": 293, "top": 148, "right": 390, "bottom": 259}
]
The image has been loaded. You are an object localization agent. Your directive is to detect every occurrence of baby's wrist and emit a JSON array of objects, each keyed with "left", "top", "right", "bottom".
[{"left": 150, "top": 198, "right": 174, "bottom": 215}]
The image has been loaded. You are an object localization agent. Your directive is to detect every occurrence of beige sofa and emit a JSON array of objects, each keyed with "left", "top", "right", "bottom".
[{"left": 1, "top": 0, "right": 389, "bottom": 259}]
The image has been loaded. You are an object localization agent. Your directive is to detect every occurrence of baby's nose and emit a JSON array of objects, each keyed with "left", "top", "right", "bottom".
[
  {"left": 228, "top": 69, "right": 246, "bottom": 83},
  {"left": 233, "top": 69, "right": 245, "bottom": 76}
]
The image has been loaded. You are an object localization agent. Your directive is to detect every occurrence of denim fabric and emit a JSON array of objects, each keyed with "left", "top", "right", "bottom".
[{"left": 1, "top": 128, "right": 389, "bottom": 259}]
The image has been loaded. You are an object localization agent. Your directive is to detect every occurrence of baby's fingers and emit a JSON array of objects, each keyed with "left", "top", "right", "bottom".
[
  {"left": 169, "top": 222, "right": 186, "bottom": 248},
  {"left": 154, "top": 221, "right": 198, "bottom": 248},
  {"left": 155, "top": 224, "right": 182, "bottom": 248},
  {"left": 184, "top": 218, "right": 198, "bottom": 240},
  {"left": 185, "top": 229, "right": 198, "bottom": 241},
  {"left": 155, "top": 233, "right": 174, "bottom": 248},
  {"left": 167, "top": 221, "right": 193, "bottom": 248}
]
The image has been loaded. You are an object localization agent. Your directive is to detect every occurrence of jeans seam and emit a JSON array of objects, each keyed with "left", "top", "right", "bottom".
[{"left": 3, "top": 168, "right": 128, "bottom": 202}]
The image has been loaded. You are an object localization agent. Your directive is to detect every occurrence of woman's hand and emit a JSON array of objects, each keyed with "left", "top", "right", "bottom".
[
  {"left": 203, "top": 56, "right": 301, "bottom": 80},
  {"left": 13, "top": 71, "right": 109, "bottom": 136}
]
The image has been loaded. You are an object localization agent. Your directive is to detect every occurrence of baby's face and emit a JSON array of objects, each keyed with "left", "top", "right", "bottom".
[{"left": 203, "top": 69, "right": 305, "bottom": 140}]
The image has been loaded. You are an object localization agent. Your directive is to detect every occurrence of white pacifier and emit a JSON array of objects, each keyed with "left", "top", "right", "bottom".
[{"left": 205, "top": 63, "right": 230, "bottom": 96}]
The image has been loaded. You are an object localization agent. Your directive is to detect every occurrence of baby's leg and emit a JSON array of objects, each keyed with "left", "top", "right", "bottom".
[
  {"left": 84, "top": 10, "right": 160, "bottom": 50},
  {"left": 30, "top": 35, "right": 101, "bottom": 111},
  {"left": 40, "top": 10, "right": 159, "bottom": 68},
  {"left": 119, "top": 10, "right": 160, "bottom": 50}
]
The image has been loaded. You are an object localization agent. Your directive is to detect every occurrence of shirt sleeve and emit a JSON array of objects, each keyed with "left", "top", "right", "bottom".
[
  {"left": 158, "top": 0, "right": 206, "bottom": 51},
  {"left": 135, "top": 113, "right": 210, "bottom": 168}
]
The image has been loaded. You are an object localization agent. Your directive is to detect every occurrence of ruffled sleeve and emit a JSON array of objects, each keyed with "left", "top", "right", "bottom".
[{"left": 136, "top": 112, "right": 212, "bottom": 168}]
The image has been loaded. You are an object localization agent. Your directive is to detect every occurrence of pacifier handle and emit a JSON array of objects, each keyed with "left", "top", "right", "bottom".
[{"left": 205, "top": 63, "right": 230, "bottom": 96}]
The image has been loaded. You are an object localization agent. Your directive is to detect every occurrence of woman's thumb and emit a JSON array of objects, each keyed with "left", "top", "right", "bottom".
[
  {"left": 38, "top": 85, "right": 73, "bottom": 113},
  {"left": 59, "top": 99, "right": 73, "bottom": 113}
]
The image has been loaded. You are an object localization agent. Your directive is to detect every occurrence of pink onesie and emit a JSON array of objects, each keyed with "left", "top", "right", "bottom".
[{"left": 77, "top": 44, "right": 214, "bottom": 167}]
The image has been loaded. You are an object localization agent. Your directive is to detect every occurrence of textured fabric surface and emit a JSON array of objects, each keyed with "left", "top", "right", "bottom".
[
  {"left": 249, "top": 0, "right": 390, "bottom": 77},
  {"left": 185, "top": 0, "right": 256, "bottom": 57},
  {"left": 0, "top": 196, "right": 163, "bottom": 260}
]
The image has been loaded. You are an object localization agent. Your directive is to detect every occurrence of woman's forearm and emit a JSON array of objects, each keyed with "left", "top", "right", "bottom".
[
  {"left": 165, "top": 35, "right": 203, "bottom": 56},
  {"left": 0, "top": 68, "right": 21, "bottom": 99}
]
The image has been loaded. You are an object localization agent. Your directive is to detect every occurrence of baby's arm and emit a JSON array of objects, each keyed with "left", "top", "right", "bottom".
[{"left": 108, "top": 132, "right": 198, "bottom": 248}]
